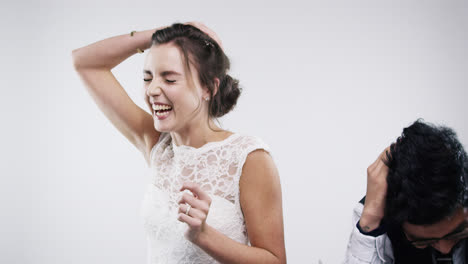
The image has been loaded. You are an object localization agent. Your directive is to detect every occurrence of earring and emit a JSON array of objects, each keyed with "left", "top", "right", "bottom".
[{"left": 204, "top": 97, "right": 210, "bottom": 101}]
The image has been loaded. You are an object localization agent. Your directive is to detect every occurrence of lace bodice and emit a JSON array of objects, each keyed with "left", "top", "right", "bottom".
[{"left": 141, "top": 132, "right": 269, "bottom": 264}]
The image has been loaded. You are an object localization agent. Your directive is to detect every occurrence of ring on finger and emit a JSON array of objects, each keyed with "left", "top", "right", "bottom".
[{"left": 185, "top": 204, "right": 191, "bottom": 215}]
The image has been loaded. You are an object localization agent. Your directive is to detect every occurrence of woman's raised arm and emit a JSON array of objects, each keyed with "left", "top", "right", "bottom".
[{"left": 72, "top": 29, "right": 159, "bottom": 165}]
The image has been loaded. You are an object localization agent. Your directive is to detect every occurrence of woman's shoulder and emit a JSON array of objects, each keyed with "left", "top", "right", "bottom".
[
  {"left": 231, "top": 133, "right": 270, "bottom": 151},
  {"left": 224, "top": 133, "right": 271, "bottom": 164}
]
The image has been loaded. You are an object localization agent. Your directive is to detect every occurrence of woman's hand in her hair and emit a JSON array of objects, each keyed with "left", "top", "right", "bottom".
[
  {"left": 186, "top": 22, "right": 224, "bottom": 50},
  {"left": 177, "top": 182, "right": 212, "bottom": 242},
  {"left": 360, "top": 146, "right": 391, "bottom": 232}
]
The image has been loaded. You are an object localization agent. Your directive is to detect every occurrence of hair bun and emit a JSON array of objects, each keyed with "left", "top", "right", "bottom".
[{"left": 211, "top": 75, "right": 241, "bottom": 117}]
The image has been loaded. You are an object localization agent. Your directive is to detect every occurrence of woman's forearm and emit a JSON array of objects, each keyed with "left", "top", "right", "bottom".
[
  {"left": 194, "top": 225, "right": 285, "bottom": 264},
  {"left": 72, "top": 29, "right": 155, "bottom": 70}
]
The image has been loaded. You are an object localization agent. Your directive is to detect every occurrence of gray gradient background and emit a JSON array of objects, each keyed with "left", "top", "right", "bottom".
[{"left": 1, "top": 0, "right": 467, "bottom": 263}]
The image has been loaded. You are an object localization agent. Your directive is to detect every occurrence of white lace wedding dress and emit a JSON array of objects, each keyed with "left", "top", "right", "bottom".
[{"left": 141, "top": 132, "right": 269, "bottom": 264}]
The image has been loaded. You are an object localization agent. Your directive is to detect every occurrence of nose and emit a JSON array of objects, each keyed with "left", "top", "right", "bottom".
[
  {"left": 432, "top": 240, "right": 457, "bottom": 255},
  {"left": 146, "top": 80, "right": 163, "bottom": 97}
]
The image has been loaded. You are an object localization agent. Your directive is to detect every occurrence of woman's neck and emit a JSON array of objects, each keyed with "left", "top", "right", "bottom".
[{"left": 170, "top": 119, "right": 231, "bottom": 148}]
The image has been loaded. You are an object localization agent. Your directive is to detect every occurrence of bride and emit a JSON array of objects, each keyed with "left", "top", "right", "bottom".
[{"left": 72, "top": 22, "right": 286, "bottom": 264}]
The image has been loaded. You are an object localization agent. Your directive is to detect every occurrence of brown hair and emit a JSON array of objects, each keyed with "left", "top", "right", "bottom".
[{"left": 151, "top": 23, "right": 241, "bottom": 118}]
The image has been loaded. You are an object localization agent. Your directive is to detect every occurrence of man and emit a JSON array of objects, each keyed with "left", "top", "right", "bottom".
[{"left": 344, "top": 120, "right": 468, "bottom": 264}]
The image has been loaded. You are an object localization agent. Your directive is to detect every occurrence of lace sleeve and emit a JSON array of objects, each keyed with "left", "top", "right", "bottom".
[{"left": 233, "top": 136, "right": 271, "bottom": 223}]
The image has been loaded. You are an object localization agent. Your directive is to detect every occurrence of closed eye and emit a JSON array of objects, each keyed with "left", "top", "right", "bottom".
[
  {"left": 446, "top": 229, "right": 468, "bottom": 240},
  {"left": 143, "top": 78, "right": 152, "bottom": 82},
  {"left": 166, "top": 79, "right": 176, "bottom": 83}
]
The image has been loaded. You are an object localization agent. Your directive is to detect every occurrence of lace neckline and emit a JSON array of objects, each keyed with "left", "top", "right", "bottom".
[{"left": 171, "top": 133, "right": 240, "bottom": 153}]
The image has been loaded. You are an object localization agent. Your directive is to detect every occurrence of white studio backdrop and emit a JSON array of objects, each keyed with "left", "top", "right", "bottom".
[{"left": 1, "top": 0, "right": 467, "bottom": 263}]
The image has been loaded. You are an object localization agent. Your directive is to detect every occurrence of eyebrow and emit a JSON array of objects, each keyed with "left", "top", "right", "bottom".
[{"left": 143, "top": 70, "right": 182, "bottom": 77}]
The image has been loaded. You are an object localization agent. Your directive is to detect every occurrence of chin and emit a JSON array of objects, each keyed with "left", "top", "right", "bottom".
[{"left": 153, "top": 122, "right": 173, "bottom": 133}]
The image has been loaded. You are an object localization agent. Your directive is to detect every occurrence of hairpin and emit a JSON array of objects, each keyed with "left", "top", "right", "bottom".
[{"left": 204, "top": 40, "right": 214, "bottom": 47}]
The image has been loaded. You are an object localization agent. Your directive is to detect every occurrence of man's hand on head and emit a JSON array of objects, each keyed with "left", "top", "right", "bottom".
[{"left": 360, "top": 146, "right": 391, "bottom": 232}]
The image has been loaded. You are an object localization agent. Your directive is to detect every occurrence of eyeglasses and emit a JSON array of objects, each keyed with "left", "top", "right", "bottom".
[{"left": 405, "top": 228, "right": 468, "bottom": 248}]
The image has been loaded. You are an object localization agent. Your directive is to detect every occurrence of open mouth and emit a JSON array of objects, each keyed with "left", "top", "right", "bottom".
[{"left": 152, "top": 104, "right": 173, "bottom": 118}]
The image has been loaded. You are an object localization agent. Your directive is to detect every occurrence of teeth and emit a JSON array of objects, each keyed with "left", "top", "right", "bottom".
[
  {"left": 152, "top": 104, "right": 172, "bottom": 111},
  {"left": 155, "top": 110, "right": 170, "bottom": 117}
]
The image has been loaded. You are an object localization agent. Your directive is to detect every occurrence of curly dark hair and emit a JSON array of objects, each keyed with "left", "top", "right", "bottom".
[
  {"left": 151, "top": 23, "right": 241, "bottom": 118},
  {"left": 384, "top": 119, "right": 468, "bottom": 225}
]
